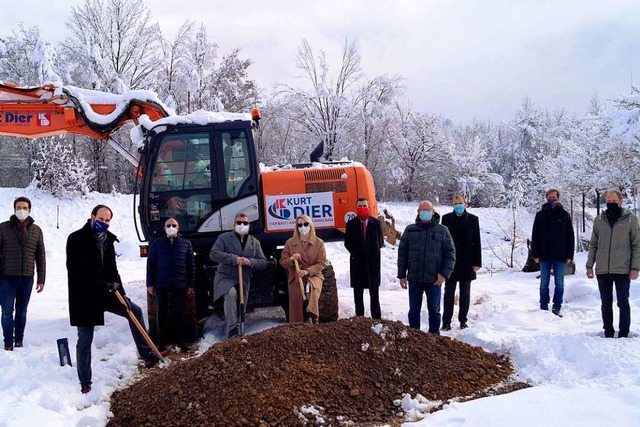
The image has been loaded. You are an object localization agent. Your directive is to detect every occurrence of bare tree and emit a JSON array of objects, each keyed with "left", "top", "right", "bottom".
[{"left": 280, "top": 39, "right": 362, "bottom": 159}]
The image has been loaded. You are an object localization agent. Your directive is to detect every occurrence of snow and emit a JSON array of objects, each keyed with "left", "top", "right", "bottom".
[{"left": 1, "top": 189, "right": 639, "bottom": 426}]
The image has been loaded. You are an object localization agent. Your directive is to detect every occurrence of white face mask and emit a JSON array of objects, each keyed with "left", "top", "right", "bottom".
[
  {"left": 299, "top": 226, "right": 310, "bottom": 236},
  {"left": 15, "top": 209, "right": 29, "bottom": 221},
  {"left": 165, "top": 226, "right": 178, "bottom": 237},
  {"left": 235, "top": 224, "right": 249, "bottom": 235}
]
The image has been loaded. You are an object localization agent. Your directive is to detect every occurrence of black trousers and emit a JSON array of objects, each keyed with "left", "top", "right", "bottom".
[
  {"left": 353, "top": 287, "right": 381, "bottom": 319},
  {"left": 156, "top": 289, "right": 187, "bottom": 349},
  {"left": 596, "top": 274, "right": 630, "bottom": 337},
  {"left": 442, "top": 279, "right": 471, "bottom": 325}
]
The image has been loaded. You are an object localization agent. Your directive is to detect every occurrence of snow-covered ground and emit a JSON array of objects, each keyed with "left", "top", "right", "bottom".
[{"left": 0, "top": 188, "right": 638, "bottom": 427}]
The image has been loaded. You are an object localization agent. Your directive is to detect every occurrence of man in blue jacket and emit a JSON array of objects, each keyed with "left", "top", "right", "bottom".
[
  {"left": 398, "top": 200, "right": 456, "bottom": 334},
  {"left": 531, "top": 189, "right": 574, "bottom": 316},
  {"left": 146, "top": 217, "right": 195, "bottom": 353}
]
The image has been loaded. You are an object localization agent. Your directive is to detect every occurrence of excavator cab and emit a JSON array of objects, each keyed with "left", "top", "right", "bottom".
[{"left": 139, "top": 120, "right": 261, "bottom": 244}]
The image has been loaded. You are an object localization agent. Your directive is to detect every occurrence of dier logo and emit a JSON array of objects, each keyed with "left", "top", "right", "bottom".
[
  {"left": 0, "top": 112, "right": 51, "bottom": 126},
  {"left": 267, "top": 195, "right": 333, "bottom": 220}
]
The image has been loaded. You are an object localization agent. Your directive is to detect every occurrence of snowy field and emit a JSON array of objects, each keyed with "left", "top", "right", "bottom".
[{"left": 0, "top": 188, "right": 639, "bottom": 427}]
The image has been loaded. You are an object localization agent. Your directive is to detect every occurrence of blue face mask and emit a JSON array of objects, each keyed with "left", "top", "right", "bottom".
[
  {"left": 93, "top": 220, "right": 109, "bottom": 232},
  {"left": 419, "top": 210, "right": 433, "bottom": 221},
  {"left": 454, "top": 204, "right": 465, "bottom": 215},
  {"left": 547, "top": 198, "right": 558, "bottom": 207}
]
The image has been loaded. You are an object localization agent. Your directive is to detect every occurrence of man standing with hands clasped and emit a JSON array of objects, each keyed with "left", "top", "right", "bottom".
[
  {"left": 530, "top": 189, "right": 574, "bottom": 317},
  {"left": 586, "top": 188, "right": 640, "bottom": 338},
  {"left": 398, "top": 200, "right": 456, "bottom": 334},
  {"left": 345, "top": 197, "right": 384, "bottom": 319},
  {"left": 441, "top": 193, "right": 481, "bottom": 331}
]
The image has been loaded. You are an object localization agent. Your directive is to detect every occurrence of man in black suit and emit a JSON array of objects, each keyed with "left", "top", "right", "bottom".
[
  {"left": 441, "top": 193, "right": 482, "bottom": 330},
  {"left": 345, "top": 198, "right": 385, "bottom": 319}
]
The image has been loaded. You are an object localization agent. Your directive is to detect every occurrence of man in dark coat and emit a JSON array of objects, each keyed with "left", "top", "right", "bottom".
[
  {"left": 210, "top": 212, "right": 267, "bottom": 338},
  {"left": 146, "top": 217, "right": 195, "bottom": 353},
  {"left": 0, "top": 196, "right": 46, "bottom": 351},
  {"left": 441, "top": 193, "right": 481, "bottom": 331},
  {"left": 531, "top": 189, "right": 575, "bottom": 316},
  {"left": 345, "top": 197, "right": 384, "bottom": 319},
  {"left": 398, "top": 200, "right": 456, "bottom": 334},
  {"left": 67, "top": 205, "right": 157, "bottom": 394}
]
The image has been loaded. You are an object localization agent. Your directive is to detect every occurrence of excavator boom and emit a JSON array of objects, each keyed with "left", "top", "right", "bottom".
[{"left": 0, "top": 82, "right": 169, "bottom": 140}]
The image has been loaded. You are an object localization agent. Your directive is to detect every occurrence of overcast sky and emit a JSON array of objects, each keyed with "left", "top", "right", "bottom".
[{"left": 2, "top": 0, "right": 639, "bottom": 123}]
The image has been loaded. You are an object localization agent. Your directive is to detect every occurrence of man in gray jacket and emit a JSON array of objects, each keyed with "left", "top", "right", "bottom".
[
  {"left": 210, "top": 212, "right": 267, "bottom": 338},
  {"left": 586, "top": 188, "right": 640, "bottom": 338},
  {"left": 0, "top": 196, "right": 46, "bottom": 351},
  {"left": 398, "top": 200, "right": 456, "bottom": 334}
]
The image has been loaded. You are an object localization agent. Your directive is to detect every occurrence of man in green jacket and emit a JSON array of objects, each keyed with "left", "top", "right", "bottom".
[
  {"left": 0, "top": 196, "right": 46, "bottom": 351},
  {"left": 586, "top": 188, "right": 640, "bottom": 338}
]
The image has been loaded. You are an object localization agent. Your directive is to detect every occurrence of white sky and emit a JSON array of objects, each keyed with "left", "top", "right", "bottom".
[{"left": 2, "top": 0, "right": 639, "bottom": 122}]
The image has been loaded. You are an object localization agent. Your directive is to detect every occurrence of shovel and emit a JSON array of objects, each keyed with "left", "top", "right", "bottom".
[
  {"left": 238, "top": 264, "right": 245, "bottom": 336},
  {"left": 114, "top": 289, "right": 167, "bottom": 365},
  {"left": 294, "top": 259, "right": 312, "bottom": 323}
]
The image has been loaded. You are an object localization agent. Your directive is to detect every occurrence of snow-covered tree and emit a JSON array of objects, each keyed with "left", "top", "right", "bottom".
[
  {"left": 31, "top": 136, "right": 94, "bottom": 197},
  {"left": 279, "top": 39, "right": 362, "bottom": 160},
  {"left": 62, "top": 0, "right": 161, "bottom": 92}
]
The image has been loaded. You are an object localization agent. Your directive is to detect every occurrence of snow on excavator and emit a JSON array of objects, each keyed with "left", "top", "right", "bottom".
[{"left": 0, "top": 82, "right": 378, "bottom": 339}]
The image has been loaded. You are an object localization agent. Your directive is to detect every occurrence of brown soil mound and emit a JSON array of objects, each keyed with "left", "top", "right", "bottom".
[{"left": 108, "top": 317, "right": 515, "bottom": 426}]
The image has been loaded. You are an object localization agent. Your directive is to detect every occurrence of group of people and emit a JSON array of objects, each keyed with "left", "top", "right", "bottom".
[{"left": 0, "top": 188, "right": 637, "bottom": 394}]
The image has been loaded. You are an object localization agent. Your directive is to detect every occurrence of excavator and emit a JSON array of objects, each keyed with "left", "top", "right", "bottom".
[{"left": 0, "top": 82, "right": 378, "bottom": 338}]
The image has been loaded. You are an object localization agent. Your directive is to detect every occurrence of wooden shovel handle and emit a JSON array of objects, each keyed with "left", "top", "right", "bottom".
[
  {"left": 293, "top": 258, "right": 306, "bottom": 301},
  {"left": 238, "top": 263, "right": 244, "bottom": 305}
]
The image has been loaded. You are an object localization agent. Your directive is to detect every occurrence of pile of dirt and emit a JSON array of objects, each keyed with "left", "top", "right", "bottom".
[{"left": 108, "top": 317, "right": 520, "bottom": 426}]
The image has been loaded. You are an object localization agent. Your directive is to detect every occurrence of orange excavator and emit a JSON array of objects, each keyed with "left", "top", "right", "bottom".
[{"left": 0, "top": 82, "right": 378, "bottom": 332}]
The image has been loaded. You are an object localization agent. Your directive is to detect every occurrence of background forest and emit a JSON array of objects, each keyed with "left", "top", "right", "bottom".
[{"left": 0, "top": 0, "right": 639, "bottom": 209}]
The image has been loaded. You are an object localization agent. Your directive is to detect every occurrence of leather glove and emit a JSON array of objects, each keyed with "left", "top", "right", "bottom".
[{"left": 106, "top": 282, "right": 119, "bottom": 293}]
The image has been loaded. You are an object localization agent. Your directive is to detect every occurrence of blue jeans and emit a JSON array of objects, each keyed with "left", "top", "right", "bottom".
[
  {"left": 408, "top": 281, "right": 442, "bottom": 334},
  {"left": 539, "top": 260, "right": 565, "bottom": 311},
  {"left": 597, "top": 274, "right": 630, "bottom": 337},
  {"left": 0, "top": 275, "right": 34, "bottom": 347},
  {"left": 76, "top": 298, "right": 154, "bottom": 388}
]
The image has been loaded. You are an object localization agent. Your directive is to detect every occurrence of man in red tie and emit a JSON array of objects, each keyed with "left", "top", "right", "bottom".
[{"left": 344, "top": 198, "right": 385, "bottom": 319}]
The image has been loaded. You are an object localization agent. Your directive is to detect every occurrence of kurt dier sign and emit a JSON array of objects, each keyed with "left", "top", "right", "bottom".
[{"left": 265, "top": 192, "right": 335, "bottom": 231}]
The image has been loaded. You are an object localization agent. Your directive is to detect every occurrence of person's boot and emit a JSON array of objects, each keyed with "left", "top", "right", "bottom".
[
  {"left": 460, "top": 323, "right": 469, "bottom": 329},
  {"left": 552, "top": 308, "right": 563, "bottom": 317},
  {"left": 81, "top": 385, "right": 92, "bottom": 394},
  {"left": 441, "top": 324, "right": 451, "bottom": 331}
]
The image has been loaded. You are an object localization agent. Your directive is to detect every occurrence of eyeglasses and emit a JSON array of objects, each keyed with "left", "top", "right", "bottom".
[
  {"left": 297, "top": 222, "right": 310, "bottom": 228},
  {"left": 165, "top": 224, "right": 178, "bottom": 228},
  {"left": 236, "top": 221, "right": 249, "bottom": 226}
]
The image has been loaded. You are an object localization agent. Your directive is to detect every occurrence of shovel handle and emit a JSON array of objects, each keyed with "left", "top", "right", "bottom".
[
  {"left": 238, "top": 263, "right": 244, "bottom": 305},
  {"left": 114, "top": 289, "right": 166, "bottom": 364},
  {"left": 293, "top": 259, "right": 306, "bottom": 301}
]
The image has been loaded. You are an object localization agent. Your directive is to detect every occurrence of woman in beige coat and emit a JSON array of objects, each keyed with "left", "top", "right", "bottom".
[{"left": 280, "top": 215, "right": 327, "bottom": 323}]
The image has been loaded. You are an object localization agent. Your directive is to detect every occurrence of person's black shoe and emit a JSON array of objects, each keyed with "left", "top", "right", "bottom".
[
  {"left": 227, "top": 328, "right": 240, "bottom": 339},
  {"left": 144, "top": 357, "right": 159, "bottom": 368},
  {"left": 179, "top": 344, "right": 189, "bottom": 353},
  {"left": 4, "top": 346, "right": 13, "bottom": 351},
  {"left": 441, "top": 324, "right": 451, "bottom": 331},
  {"left": 552, "top": 308, "right": 563, "bottom": 317},
  {"left": 81, "top": 385, "right": 92, "bottom": 394},
  {"left": 618, "top": 331, "right": 629, "bottom": 338},
  {"left": 460, "top": 323, "right": 469, "bottom": 329},
  {"left": 604, "top": 328, "right": 615, "bottom": 338},
  {"left": 14, "top": 341, "right": 23, "bottom": 348}
]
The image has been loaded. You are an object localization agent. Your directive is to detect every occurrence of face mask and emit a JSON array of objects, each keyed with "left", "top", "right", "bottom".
[
  {"left": 606, "top": 203, "right": 621, "bottom": 214},
  {"left": 93, "top": 220, "right": 109, "bottom": 232},
  {"left": 453, "top": 204, "right": 465, "bottom": 215},
  {"left": 419, "top": 210, "right": 432, "bottom": 222},
  {"left": 15, "top": 209, "right": 29, "bottom": 221},
  {"left": 547, "top": 199, "right": 558, "bottom": 207},
  {"left": 235, "top": 224, "right": 249, "bottom": 235},
  {"left": 356, "top": 207, "right": 369, "bottom": 219},
  {"left": 299, "top": 226, "right": 310, "bottom": 235},
  {"left": 165, "top": 226, "right": 178, "bottom": 237}
]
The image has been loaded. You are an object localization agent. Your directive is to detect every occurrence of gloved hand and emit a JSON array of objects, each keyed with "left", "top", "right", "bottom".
[
  {"left": 106, "top": 282, "right": 119, "bottom": 293},
  {"left": 123, "top": 296, "right": 133, "bottom": 311}
]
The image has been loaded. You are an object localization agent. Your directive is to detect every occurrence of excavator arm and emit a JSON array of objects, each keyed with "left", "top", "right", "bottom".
[{"left": 0, "top": 82, "right": 170, "bottom": 163}]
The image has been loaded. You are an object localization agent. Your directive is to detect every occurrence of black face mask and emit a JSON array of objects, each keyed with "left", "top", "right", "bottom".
[{"left": 606, "top": 203, "right": 621, "bottom": 215}]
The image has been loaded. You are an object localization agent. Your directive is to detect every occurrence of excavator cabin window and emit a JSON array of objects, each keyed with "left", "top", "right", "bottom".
[
  {"left": 221, "top": 131, "right": 250, "bottom": 198},
  {"left": 152, "top": 134, "right": 212, "bottom": 192}
]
